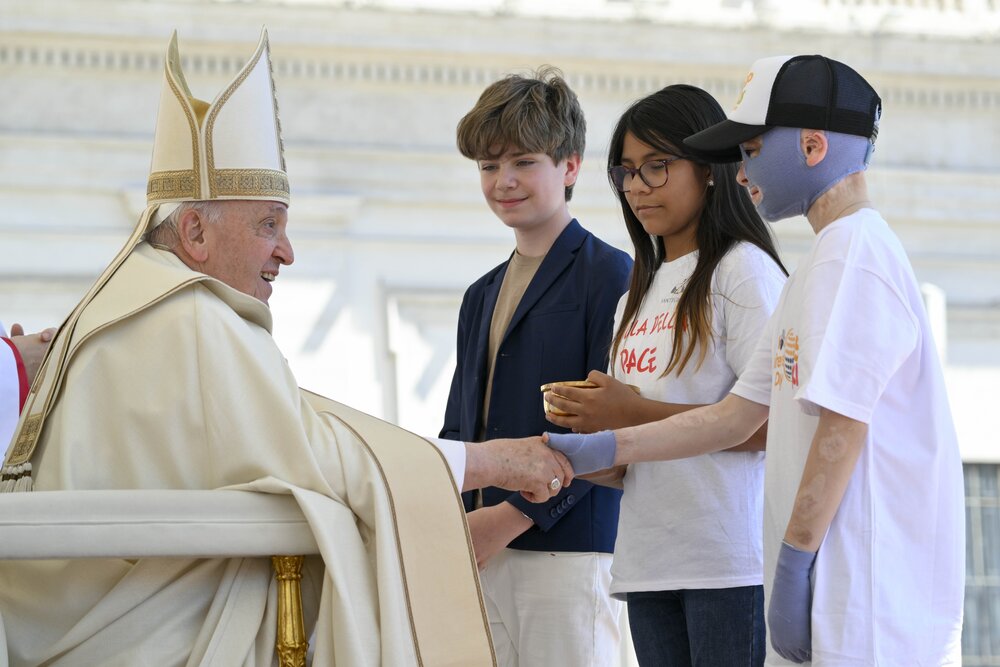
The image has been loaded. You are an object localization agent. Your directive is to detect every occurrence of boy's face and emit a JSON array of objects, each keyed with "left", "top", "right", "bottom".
[
  {"left": 477, "top": 148, "right": 580, "bottom": 234},
  {"left": 736, "top": 134, "right": 766, "bottom": 208}
]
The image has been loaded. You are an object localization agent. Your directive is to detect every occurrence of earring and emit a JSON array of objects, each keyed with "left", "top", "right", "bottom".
[{"left": 707, "top": 179, "right": 715, "bottom": 187}]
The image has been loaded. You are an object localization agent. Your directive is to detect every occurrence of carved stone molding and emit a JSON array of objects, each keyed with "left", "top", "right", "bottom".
[{"left": 3, "top": 39, "right": 999, "bottom": 113}]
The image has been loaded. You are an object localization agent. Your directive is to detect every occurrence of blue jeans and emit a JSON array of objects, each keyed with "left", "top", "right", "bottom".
[{"left": 626, "top": 586, "right": 764, "bottom": 667}]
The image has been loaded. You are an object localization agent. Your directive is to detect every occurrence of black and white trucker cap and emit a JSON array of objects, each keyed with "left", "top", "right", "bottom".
[{"left": 684, "top": 55, "right": 882, "bottom": 162}]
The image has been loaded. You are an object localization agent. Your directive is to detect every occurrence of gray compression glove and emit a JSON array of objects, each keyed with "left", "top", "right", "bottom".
[
  {"left": 768, "top": 541, "right": 817, "bottom": 663},
  {"left": 544, "top": 430, "right": 617, "bottom": 475}
]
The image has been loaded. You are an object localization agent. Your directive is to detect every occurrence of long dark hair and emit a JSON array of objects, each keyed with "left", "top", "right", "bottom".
[{"left": 607, "top": 84, "right": 787, "bottom": 376}]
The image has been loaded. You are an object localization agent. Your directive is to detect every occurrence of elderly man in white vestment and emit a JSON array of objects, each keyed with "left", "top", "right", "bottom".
[{"left": 0, "top": 30, "right": 573, "bottom": 667}]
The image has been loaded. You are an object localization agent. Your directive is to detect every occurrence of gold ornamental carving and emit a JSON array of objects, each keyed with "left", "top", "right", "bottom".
[{"left": 272, "top": 555, "right": 308, "bottom": 667}]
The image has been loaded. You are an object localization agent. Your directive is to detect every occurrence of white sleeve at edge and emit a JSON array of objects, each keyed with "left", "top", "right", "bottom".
[{"left": 426, "top": 436, "right": 465, "bottom": 490}]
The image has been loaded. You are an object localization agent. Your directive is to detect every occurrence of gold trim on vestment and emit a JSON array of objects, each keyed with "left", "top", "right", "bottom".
[
  {"left": 307, "top": 394, "right": 496, "bottom": 666},
  {"left": 1, "top": 210, "right": 195, "bottom": 488},
  {"left": 8, "top": 415, "right": 41, "bottom": 463},
  {"left": 326, "top": 414, "right": 426, "bottom": 664}
]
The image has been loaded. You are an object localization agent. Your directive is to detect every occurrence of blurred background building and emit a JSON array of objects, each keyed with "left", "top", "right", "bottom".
[{"left": 2, "top": 0, "right": 998, "bottom": 662}]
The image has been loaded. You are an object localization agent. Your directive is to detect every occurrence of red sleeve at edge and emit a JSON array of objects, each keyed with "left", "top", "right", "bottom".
[{"left": 1, "top": 337, "right": 29, "bottom": 412}]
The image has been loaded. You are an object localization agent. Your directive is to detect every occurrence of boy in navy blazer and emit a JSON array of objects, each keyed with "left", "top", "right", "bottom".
[{"left": 441, "top": 67, "right": 632, "bottom": 666}]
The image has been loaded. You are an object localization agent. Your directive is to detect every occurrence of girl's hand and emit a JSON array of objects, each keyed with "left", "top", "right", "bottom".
[{"left": 543, "top": 370, "right": 643, "bottom": 433}]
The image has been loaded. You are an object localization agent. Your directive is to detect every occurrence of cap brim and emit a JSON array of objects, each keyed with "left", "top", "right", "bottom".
[{"left": 683, "top": 120, "right": 770, "bottom": 163}]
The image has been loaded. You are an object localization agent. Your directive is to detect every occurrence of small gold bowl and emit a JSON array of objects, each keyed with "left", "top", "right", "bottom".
[
  {"left": 540, "top": 380, "right": 640, "bottom": 417},
  {"left": 540, "top": 380, "right": 598, "bottom": 416}
]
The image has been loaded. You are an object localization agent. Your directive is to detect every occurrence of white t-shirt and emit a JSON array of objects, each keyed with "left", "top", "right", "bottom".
[
  {"left": 733, "top": 209, "right": 965, "bottom": 666},
  {"left": 609, "top": 242, "right": 785, "bottom": 597},
  {"left": 1, "top": 321, "right": 20, "bottom": 455}
]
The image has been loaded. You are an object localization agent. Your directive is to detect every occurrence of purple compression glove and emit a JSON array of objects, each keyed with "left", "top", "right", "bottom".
[
  {"left": 768, "top": 541, "right": 817, "bottom": 663},
  {"left": 544, "top": 430, "right": 617, "bottom": 475}
]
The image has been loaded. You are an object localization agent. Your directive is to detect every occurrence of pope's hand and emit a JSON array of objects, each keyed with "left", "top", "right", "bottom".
[
  {"left": 465, "top": 437, "right": 574, "bottom": 502},
  {"left": 466, "top": 502, "right": 532, "bottom": 571}
]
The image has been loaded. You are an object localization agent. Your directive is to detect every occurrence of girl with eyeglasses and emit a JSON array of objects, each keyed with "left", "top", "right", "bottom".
[{"left": 544, "top": 84, "right": 786, "bottom": 666}]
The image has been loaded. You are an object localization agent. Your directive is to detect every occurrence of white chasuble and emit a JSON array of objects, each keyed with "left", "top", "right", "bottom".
[{"left": 0, "top": 244, "right": 493, "bottom": 667}]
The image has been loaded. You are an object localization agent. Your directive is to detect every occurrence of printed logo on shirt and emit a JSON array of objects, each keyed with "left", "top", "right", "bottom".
[
  {"left": 773, "top": 328, "right": 799, "bottom": 388},
  {"left": 618, "top": 308, "right": 685, "bottom": 375},
  {"left": 670, "top": 277, "right": 690, "bottom": 296}
]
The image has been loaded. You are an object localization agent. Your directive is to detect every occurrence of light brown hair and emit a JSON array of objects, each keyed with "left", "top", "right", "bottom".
[{"left": 456, "top": 65, "right": 585, "bottom": 200}]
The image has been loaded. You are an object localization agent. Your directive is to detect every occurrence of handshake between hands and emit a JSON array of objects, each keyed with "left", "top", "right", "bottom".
[{"left": 469, "top": 430, "right": 619, "bottom": 502}]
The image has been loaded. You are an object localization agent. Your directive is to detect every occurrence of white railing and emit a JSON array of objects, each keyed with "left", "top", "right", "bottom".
[{"left": 0, "top": 490, "right": 316, "bottom": 667}]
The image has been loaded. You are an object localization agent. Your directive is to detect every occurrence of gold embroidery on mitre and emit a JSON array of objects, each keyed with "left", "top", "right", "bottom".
[
  {"left": 147, "top": 30, "right": 287, "bottom": 206},
  {"left": 166, "top": 69, "right": 202, "bottom": 201},
  {"left": 148, "top": 169, "right": 198, "bottom": 201},
  {"left": 213, "top": 169, "right": 289, "bottom": 199},
  {"left": 265, "top": 43, "right": 287, "bottom": 173},
  {"left": 204, "top": 34, "right": 276, "bottom": 200},
  {"left": 147, "top": 34, "right": 203, "bottom": 205}
]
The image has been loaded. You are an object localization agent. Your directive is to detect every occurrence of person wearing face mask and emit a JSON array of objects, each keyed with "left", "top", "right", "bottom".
[{"left": 543, "top": 55, "right": 964, "bottom": 666}]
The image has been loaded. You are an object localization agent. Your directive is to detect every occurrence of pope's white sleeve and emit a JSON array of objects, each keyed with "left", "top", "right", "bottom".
[{"left": 425, "top": 436, "right": 465, "bottom": 490}]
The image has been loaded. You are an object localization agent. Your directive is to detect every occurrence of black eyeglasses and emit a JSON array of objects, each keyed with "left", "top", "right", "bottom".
[{"left": 608, "top": 156, "right": 687, "bottom": 192}]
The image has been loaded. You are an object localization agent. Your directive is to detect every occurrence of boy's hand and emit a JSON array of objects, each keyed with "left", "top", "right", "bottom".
[
  {"left": 768, "top": 541, "right": 816, "bottom": 663},
  {"left": 544, "top": 430, "right": 617, "bottom": 476}
]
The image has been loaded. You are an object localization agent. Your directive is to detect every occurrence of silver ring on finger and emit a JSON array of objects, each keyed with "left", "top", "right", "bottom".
[{"left": 549, "top": 477, "right": 562, "bottom": 491}]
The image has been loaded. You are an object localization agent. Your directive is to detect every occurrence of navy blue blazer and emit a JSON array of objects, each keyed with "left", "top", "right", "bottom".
[{"left": 440, "top": 220, "right": 632, "bottom": 553}]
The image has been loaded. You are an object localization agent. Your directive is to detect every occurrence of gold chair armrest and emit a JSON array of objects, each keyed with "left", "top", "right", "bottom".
[{"left": 272, "top": 555, "right": 308, "bottom": 667}]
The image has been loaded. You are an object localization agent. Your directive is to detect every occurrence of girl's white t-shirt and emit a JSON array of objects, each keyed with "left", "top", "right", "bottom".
[
  {"left": 733, "top": 209, "right": 965, "bottom": 665},
  {"left": 609, "top": 242, "right": 786, "bottom": 597}
]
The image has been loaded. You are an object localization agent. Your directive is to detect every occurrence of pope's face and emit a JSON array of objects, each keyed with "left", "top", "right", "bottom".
[{"left": 202, "top": 200, "right": 294, "bottom": 305}]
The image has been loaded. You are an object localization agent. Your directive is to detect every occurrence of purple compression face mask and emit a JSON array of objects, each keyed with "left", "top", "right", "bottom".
[{"left": 740, "top": 127, "right": 872, "bottom": 222}]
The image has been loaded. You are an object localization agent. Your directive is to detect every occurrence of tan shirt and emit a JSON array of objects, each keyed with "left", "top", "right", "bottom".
[{"left": 480, "top": 250, "right": 545, "bottom": 439}]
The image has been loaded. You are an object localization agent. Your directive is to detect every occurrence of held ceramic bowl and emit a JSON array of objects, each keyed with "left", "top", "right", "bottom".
[
  {"left": 540, "top": 380, "right": 640, "bottom": 417},
  {"left": 540, "top": 380, "right": 597, "bottom": 417}
]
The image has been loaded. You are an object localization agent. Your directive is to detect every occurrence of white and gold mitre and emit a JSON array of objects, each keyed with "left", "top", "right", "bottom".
[{"left": 146, "top": 28, "right": 288, "bottom": 208}]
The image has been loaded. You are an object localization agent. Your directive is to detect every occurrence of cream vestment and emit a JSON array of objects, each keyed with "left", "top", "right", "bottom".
[
  {"left": 1, "top": 27, "right": 493, "bottom": 666},
  {"left": 0, "top": 244, "right": 494, "bottom": 666}
]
